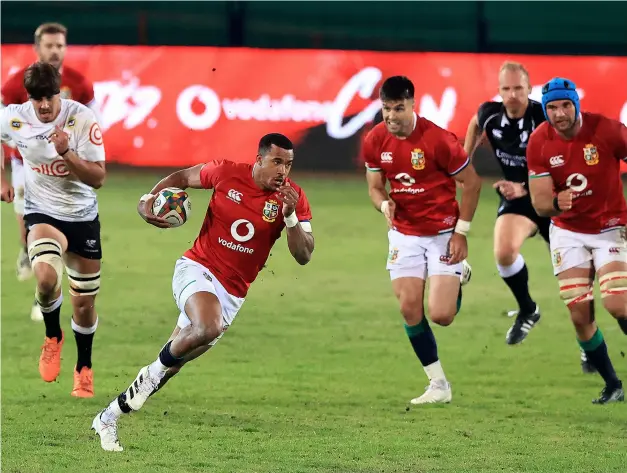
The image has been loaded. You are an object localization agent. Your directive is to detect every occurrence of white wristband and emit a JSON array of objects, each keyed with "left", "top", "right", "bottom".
[
  {"left": 139, "top": 193, "right": 154, "bottom": 203},
  {"left": 454, "top": 219, "right": 471, "bottom": 236},
  {"left": 380, "top": 200, "right": 389, "bottom": 213},
  {"left": 284, "top": 212, "right": 299, "bottom": 228}
]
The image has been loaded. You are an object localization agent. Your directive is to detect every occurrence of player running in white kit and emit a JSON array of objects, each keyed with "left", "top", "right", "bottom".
[{"left": 0, "top": 62, "right": 106, "bottom": 398}]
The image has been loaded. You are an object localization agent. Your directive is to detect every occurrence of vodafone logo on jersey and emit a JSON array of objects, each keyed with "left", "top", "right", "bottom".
[
  {"left": 218, "top": 219, "right": 255, "bottom": 254},
  {"left": 566, "top": 172, "right": 592, "bottom": 198}
]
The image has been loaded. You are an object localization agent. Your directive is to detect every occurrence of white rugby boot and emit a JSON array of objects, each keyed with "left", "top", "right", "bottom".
[
  {"left": 410, "top": 379, "right": 453, "bottom": 405},
  {"left": 92, "top": 411, "right": 123, "bottom": 452},
  {"left": 460, "top": 259, "right": 472, "bottom": 286},
  {"left": 125, "top": 366, "right": 160, "bottom": 411}
]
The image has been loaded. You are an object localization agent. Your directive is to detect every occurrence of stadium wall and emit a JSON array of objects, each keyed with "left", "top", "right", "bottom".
[
  {"left": 1, "top": 45, "right": 626, "bottom": 173},
  {"left": 3, "top": 1, "right": 627, "bottom": 57}
]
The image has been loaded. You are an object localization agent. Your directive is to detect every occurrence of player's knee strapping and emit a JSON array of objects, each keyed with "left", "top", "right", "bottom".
[
  {"left": 599, "top": 272, "right": 627, "bottom": 298},
  {"left": 28, "top": 238, "right": 64, "bottom": 292},
  {"left": 65, "top": 266, "right": 101, "bottom": 296},
  {"left": 559, "top": 278, "right": 593, "bottom": 307}
]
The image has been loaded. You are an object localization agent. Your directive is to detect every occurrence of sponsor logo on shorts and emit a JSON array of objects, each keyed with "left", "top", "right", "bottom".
[
  {"left": 439, "top": 254, "right": 451, "bottom": 263},
  {"left": 552, "top": 249, "right": 562, "bottom": 267},
  {"left": 609, "top": 247, "right": 621, "bottom": 255},
  {"left": 388, "top": 248, "right": 399, "bottom": 263}
]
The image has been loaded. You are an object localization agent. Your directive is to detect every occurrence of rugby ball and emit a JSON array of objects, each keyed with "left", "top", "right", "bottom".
[{"left": 152, "top": 187, "right": 192, "bottom": 228}]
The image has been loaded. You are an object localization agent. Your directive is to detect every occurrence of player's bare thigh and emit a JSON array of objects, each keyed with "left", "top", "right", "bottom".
[
  {"left": 597, "top": 261, "right": 627, "bottom": 318},
  {"left": 427, "top": 275, "right": 459, "bottom": 326},
  {"left": 494, "top": 214, "right": 538, "bottom": 266},
  {"left": 558, "top": 265, "right": 596, "bottom": 339},
  {"left": 392, "top": 277, "right": 426, "bottom": 326},
  {"left": 64, "top": 252, "right": 100, "bottom": 325},
  {"left": 27, "top": 223, "right": 68, "bottom": 294}
]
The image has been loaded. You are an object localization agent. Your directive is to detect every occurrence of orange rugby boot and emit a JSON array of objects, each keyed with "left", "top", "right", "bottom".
[
  {"left": 71, "top": 366, "right": 94, "bottom": 398},
  {"left": 39, "top": 332, "right": 64, "bottom": 382}
]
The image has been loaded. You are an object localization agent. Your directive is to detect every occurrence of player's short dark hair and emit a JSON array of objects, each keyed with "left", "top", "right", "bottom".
[
  {"left": 34, "top": 22, "right": 67, "bottom": 45},
  {"left": 24, "top": 62, "right": 61, "bottom": 99},
  {"left": 380, "top": 76, "right": 414, "bottom": 101},
  {"left": 258, "top": 133, "right": 294, "bottom": 156}
]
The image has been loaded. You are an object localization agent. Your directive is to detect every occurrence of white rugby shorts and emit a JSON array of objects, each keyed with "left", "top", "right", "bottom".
[
  {"left": 549, "top": 224, "right": 627, "bottom": 275},
  {"left": 386, "top": 229, "right": 462, "bottom": 280},
  {"left": 171, "top": 257, "right": 245, "bottom": 346},
  {"left": 10, "top": 157, "right": 25, "bottom": 215}
]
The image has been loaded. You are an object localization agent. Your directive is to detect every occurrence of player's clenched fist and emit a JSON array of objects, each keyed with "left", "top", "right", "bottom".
[
  {"left": 48, "top": 125, "right": 70, "bottom": 156},
  {"left": 493, "top": 180, "right": 527, "bottom": 201},
  {"left": 556, "top": 189, "right": 573, "bottom": 211},
  {"left": 277, "top": 182, "right": 299, "bottom": 216}
]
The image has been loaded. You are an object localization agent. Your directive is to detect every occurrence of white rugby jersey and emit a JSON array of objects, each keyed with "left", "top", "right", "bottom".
[{"left": 0, "top": 99, "right": 105, "bottom": 221}]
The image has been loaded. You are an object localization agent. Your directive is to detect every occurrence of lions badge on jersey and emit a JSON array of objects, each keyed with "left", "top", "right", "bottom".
[
  {"left": 262, "top": 199, "right": 280, "bottom": 223},
  {"left": 583, "top": 144, "right": 599, "bottom": 166},
  {"left": 60, "top": 86, "right": 73, "bottom": 99},
  {"left": 411, "top": 148, "right": 425, "bottom": 170}
]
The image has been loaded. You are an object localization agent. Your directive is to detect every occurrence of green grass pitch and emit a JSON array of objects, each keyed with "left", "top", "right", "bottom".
[{"left": 1, "top": 172, "right": 626, "bottom": 473}]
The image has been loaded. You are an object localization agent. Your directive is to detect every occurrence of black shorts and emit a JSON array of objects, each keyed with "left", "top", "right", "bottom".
[
  {"left": 496, "top": 193, "right": 550, "bottom": 243},
  {"left": 24, "top": 213, "right": 102, "bottom": 260}
]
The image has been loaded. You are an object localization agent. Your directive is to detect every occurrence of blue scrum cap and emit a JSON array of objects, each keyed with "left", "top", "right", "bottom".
[{"left": 541, "top": 77, "right": 580, "bottom": 121}]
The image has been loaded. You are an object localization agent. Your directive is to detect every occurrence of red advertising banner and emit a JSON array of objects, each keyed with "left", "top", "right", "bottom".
[{"left": 2, "top": 45, "right": 626, "bottom": 169}]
